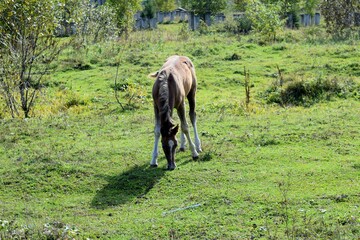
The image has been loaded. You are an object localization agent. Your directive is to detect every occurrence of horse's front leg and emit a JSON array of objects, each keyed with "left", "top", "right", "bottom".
[{"left": 179, "top": 132, "right": 186, "bottom": 151}]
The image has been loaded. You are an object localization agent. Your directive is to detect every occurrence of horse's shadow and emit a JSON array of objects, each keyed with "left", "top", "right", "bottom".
[{"left": 91, "top": 164, "right": 166, "bottom": 209}]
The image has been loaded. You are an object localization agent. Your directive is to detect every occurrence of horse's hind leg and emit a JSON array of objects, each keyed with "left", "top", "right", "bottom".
[
  {"left": 177, "top": 103, "right": 199, "bottom": 159},
  {"left": 151, "top": 108, "right": 161, "bottom": 167},
  {"left": 188, "top": 91, "right": 202, "bottom": 153}
]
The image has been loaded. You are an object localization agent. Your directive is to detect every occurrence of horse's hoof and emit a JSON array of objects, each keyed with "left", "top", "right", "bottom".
[
  {"left": 167, "top": 164, "right": 176, "bottom": 171},
  {"left": 150, "top": 164, "right": 158, "bottom": 168},
  {"left": 179, "top": 147, "right": 185, "bottom": 152},
  {"left": 192, "top": 155, "right": 199, "bottom": 160}
]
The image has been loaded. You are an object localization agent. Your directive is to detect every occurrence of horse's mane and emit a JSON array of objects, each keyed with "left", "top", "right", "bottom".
[{"left": 158, "top": 70, "right": 175, "bottom": 127}]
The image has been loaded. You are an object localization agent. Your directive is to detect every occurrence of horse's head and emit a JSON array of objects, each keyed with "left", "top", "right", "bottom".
[{"left": 161, "top": 122, "right": 179, "bottom": 170}]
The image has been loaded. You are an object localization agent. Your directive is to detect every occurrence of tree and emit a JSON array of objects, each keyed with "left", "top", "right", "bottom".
[
  {"left": 154, "top": 0, "right": 177, "bottom": 11},
  {"left": 259, "top": 0, "right": 300, "bottom": 19},
  {"left": 76, "top": 1, "right": 118, "bottom": 44},
  {"left": 246, "top": 0, "right": 285, "bottom": 41},
  {"left": 0, "top": 0, "right": 66, "bottom": 118},
  {"left": 320, "top": 0, "right": 360, "bottom": 37},
  {"left": 233, "top": 0, "right": 250, "bottom": 12},
  {"left": 301, "top": 0, "right": 320, "bottom": 16},
  {"left": 180, "top": 0, "right": 227, "bottom": 15},
  {"left": 142, "top": 0, "right": 157, "bottom": 19},
  {"left": 106, "top": 0, "right": 142, "bottom": 37}
]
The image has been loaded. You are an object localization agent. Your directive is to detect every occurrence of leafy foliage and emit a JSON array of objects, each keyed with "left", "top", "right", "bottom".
[
  {"left": 262, "top": 77, "right": 360, "bottom": 106},
  {"left": 106, "top": 0, "right": 142, "bottom": 37},
  {"left": 75, "top": 1, "right": 118, "bottom": 44},
  {"left": 0, "top": 0, "right": 65, "bottom": 118},
  {"left": 320, "top": 0, "right": 360, "bottom": 37},
  {"left": 153, "top": 0, "right": 177, "bottom": 11},
  {"left": 233, "top": 0, "right": 249, "bottom": 11},
  {"left": 247, "top": 0, "right": 285, "bottom": 41},
  {"left": 180, "top": 0, "right": 227, "bottom": 15},
  {"left": 142, "top": 0, "right": 156, "bottom": 19},
  {"left": 300, "top": 0, "right": 320, "bottom": 15}
]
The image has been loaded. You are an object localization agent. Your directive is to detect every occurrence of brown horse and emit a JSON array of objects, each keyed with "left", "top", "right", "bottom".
[{"left": 150, "top": 55, "right": 202, "bottom": 170}]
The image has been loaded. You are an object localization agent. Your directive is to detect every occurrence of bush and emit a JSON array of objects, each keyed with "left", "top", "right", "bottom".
[
  {"left": 247, "top": 0, "right": 285, "bottom": 42},
  {"left": 178, "top": 22, "right": 191, "bottom": 40},
  {"left": 198, "top": 20, "right": 211, "bottom": 35},
  {"left": 216, "top": 16, "right": 252, "bottom": 34},
  {"left": 261, "top": 77, "right": 360, "bottom": 107},
  {"left": 320, "top": 0, "right": 360, "bottom": 38},
  {"left": 236, "top": 15, "right": 252, "bottom": 34},
  {"left": 225, "top": 53, "right": 241, "bottom": 61}
]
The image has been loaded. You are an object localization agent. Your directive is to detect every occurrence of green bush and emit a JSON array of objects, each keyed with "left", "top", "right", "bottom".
[
  {"left": 236, "top": 15, "right": 252, "bottom": 34},
  {"left": 262, "top": 77, "right": 360, "bottom": 107},
  {"left": 216, "top": 16, "right": 252, "bottom": 34},
  {"left": 247, "top": 0, "right": 285, "bottom": 42},
  {"left": 65, "top": 93, "right": 88, "bottom": 109}
]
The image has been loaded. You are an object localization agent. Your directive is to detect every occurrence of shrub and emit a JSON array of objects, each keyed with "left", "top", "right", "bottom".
[
  {"left": 320, "top": 0, "right": 360, "bottom": 38},
  {"left": 198, "top": 20, "right": 212, "bottom": 35},
  {"left": 62, "top": 92, "right": 88, "bottom": 109},
  {"left": 225, "top": 53, "right": 241, "bottom": 61},
  {"left": 236, "top": 15, "right": 252, "bottom": 34},
  {"left": 261, "top": 76, "right": 360, "bottom": 107},
  {"left": 247, "top": 0, "right": 285, "bottom": 42},
  {"left": 218, "top": 19, "right": 238, "bottom": 33},
  {"left": 178, "top": 22, "right": 191, "bottom": 41},
  {"left": 216, "top": 16, "right": 252, "bottom": 34},
  {"left": 0, "top": 0, "right": 68, "bottom": 118}
]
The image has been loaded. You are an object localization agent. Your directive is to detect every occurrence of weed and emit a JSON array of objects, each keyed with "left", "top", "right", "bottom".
[
  {"left": 244, "top": 67, "right": 251, "bottom": 108},
  {"left": 198, "top": 20, "right": 210, "bottom": 35},
  {"left": 178, "top": 22, "right": 191, "bottom": 41},
  {"left": 256, "top": 176, "right": 360, "bottom": 239},
  {"left": 198, "top": 151, "right": 213, "bottom": 162},
  {"left": 0, "top": 220, "right": 79, "bottom": 239},
  {"left": 303, "top": 26, "right": 329, "bottom": 44},
  {"left": 225, "top": 53, "right": 241, "bottom": 61},
  {"left": 191, "top": 47, "right": 207, "bottom": 57},
  {"left": 113, "top": 65, "right": 148, "bottom": 111},
  {"left": 272, "top": 44, "right": 287, "bottom": 51},
  {"left": 65, "top": 93, "right": 88, "bottom": 109},
  {"left": 253, "top": 134, "right": 279, "bottom": 146}
]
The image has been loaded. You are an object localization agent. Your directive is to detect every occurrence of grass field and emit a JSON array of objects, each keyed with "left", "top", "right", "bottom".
[{"left": 1, "top": 24, "right": 360, "bottom": 239}]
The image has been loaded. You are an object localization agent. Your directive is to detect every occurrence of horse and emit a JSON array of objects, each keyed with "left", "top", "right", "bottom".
[{"left": 150, "top": 55, "right": 202, "bottom": 170}]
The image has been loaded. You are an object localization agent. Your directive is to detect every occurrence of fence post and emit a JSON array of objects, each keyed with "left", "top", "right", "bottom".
[
  {"left": 157, "top": 12, "right": 164, "bottom": 23},
  {"left": 205, "top": 12, "right": 211, "bottom": 26},
  {"left": 315, "top": 13, "right": 320, "bottom": 25},
  {"left": 189, "top": 12, "right": 195, "bottom": 30}
]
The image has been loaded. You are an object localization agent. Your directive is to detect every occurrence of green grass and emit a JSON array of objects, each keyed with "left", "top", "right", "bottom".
[{"left": 1, "top": 25, "right": 360, "bottom": 239}]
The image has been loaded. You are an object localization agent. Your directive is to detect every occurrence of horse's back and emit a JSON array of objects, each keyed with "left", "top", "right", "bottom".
[
  {"left": 162, "top": 55, "right": 196, "bottom": 94},
  {"left": 164, "top": 55, "right": 195, "bottom": 73},
  {"left": 152, "top": 55, "right": 197, "bottom": 110}
]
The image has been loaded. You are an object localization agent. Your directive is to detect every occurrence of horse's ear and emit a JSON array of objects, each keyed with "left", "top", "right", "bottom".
[
  {"left": 170, "top": 124, "right": 179, "bottom": 135},
  {"left": 149, "top": 71, "right": 159, "bottom": 78}
]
